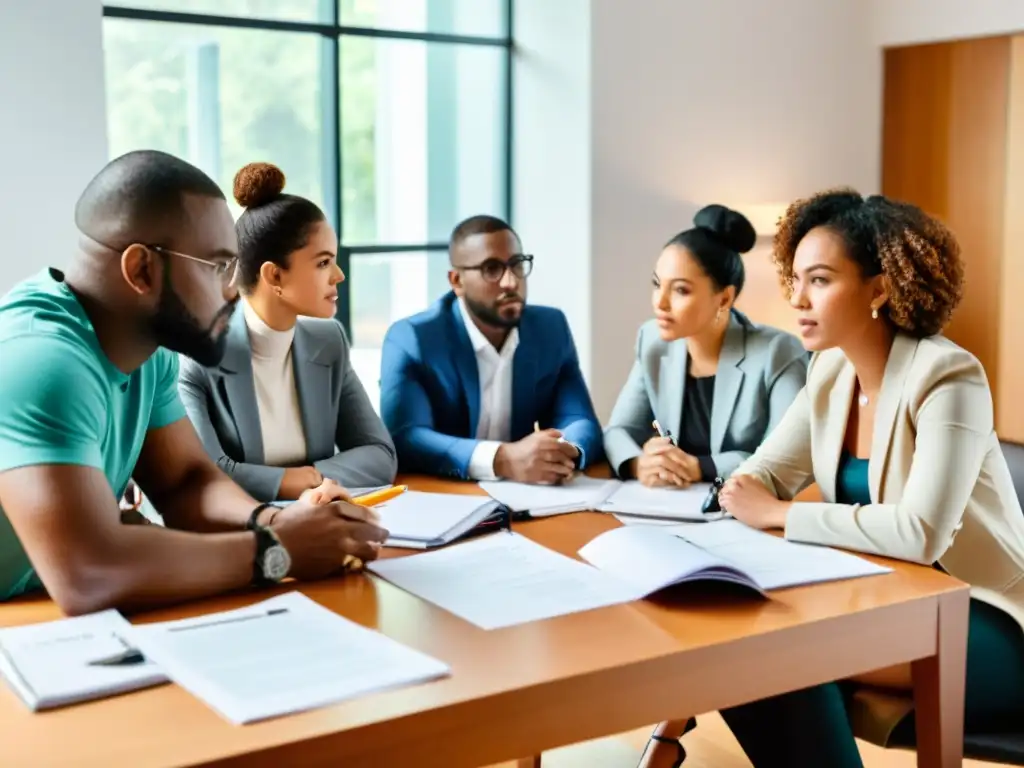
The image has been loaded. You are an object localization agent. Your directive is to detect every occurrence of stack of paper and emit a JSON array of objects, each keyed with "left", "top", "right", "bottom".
[
  {"left": 374, "top": 491, "right": 504, "bottom": 549},
  {"left": 124, "top": 592, "right": 450, "bottom": 724},
  {"left": 0, "top": 611, "right": 167, "bottom": 711},
  {"left": 478, "top": 477, "right": 723, "bottom": 523}
]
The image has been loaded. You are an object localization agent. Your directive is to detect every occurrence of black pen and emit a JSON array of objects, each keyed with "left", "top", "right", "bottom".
[
  {"left": 701, "top": 476, "right": 726, "bottom": 515},
  {"left": 170, "top": 607, "right": 289, "bottom": 633}
]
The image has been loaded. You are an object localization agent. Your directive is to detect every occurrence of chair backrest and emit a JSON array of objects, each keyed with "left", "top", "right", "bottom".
[{"left": 1000, "top": 440, "right": 1024, "bottom": 505}]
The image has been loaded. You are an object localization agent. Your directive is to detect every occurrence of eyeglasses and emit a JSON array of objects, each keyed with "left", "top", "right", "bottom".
[
  {"left": 146, "top": 245, "right": 239, "bottom": 285},
  {"left": 86, "top": 234, "right": 240, "bottom": 286},
  {"left": 459, "top": 254, "right": 534, "bottom": 283}
]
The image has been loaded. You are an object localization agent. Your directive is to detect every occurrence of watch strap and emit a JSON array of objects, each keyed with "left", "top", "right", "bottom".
[{"left": 246, "top": 502, "right": 276, "bottom": 532}]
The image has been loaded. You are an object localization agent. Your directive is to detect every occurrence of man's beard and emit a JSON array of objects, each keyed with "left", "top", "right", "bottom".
[
  {"left": 464, "top": 293, "right": 523, "bottom": 329},
  {"left": 150, "top": 284, "right": 236, "bottom": 367}
]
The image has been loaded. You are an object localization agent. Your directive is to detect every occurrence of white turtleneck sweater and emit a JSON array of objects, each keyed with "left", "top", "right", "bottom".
[{"left": 241, "top": 299, "right": 309, "bottom": 467}]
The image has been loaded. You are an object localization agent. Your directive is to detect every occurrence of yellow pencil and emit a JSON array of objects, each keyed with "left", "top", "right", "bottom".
[{"left": 352, "top": 484, "right": 408, "bottom": 507}]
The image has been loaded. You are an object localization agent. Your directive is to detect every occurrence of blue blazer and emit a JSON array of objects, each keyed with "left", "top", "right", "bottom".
[{"left": 379, "top": 292, "right": 603, "bottom": 478}]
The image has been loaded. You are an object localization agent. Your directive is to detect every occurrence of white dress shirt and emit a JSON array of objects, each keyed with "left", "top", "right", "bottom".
[
  {"left": 459, "top": 298, "right": 519, "bottom": 480},
  {"left": 242, "top": 299, "right": 308, "bottom": 467}
]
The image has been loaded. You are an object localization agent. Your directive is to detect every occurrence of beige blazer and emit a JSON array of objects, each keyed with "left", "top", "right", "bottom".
[{"left": 735, "top": 333, "right": 1024, "bottom": 743}]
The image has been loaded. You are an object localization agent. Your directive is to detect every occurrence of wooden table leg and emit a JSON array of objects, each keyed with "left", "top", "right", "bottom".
[
  {"left": 514, "top": 757, "right": 541, "bottom": 768},
  {"left": 912, "top": 590, "right": 969, "bottom": 768}
]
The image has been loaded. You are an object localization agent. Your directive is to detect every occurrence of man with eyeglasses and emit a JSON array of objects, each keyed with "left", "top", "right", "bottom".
[
  {"left": 380, "top": 215, "right": 603, "bottom": 484},
  {"left": 0, "top": 150, "right": 387, "bottom": 614}
]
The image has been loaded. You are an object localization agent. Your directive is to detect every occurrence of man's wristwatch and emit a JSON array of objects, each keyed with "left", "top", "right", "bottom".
[{"left": 251, "top": 525, "right": 291, "bottom": 586}]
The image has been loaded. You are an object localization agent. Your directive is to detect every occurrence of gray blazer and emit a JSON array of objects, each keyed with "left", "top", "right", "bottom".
[
  {"left": 603, "top": 310, "right": 808, "bottom": 479},
  {"left": 178, "top": 309, "right": 397, "bottom": 501}
]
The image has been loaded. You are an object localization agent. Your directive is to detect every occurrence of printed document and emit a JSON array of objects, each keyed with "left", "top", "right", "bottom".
[{"left": 124, "top": 591, "right": 450, "bottom": 724}]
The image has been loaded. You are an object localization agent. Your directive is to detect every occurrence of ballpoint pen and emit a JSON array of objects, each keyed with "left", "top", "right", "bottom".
[{"left": 652, "top": 419, "right": 677, "bottom": 446}]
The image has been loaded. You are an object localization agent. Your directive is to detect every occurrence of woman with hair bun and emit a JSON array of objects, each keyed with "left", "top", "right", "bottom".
[
  {"left": 178, "top": 162, "right": 397, "bottom": 502},
  {"left": 604, "top": 204, "right": 808, "bottom": 489}
]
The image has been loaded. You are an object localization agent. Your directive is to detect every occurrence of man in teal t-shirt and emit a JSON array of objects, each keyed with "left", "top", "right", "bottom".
[
  {"left": 0, "top": 271, "right": 188, "bottom": 597},
  {"left": 0, "top": 150, "right": 386, "bottom": 613}
]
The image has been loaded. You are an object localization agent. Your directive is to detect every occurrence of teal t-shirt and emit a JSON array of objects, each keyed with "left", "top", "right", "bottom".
[{"left": 0, "top": 269, "right": 186, "bottom": 599}]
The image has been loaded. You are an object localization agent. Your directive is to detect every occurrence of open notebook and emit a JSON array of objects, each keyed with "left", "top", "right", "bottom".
[
  {"left": 478, "top": 477, "right": 723, "bottom": 522},
  {"left": 375, "top": 491, "right": 506, "bottom": 549},
  {"left": 369, "top": 522, "right": 892, "bottom": 631},
  {"left": 580, "top": 520, "right": 892, "bottom": 595}
]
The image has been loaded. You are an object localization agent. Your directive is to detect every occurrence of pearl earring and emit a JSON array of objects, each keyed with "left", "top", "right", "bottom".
[
  {"left": 871, "top": 307, "right": 878, "bottom": 320},
  {"left": 275, "top": 287, "right": 283, "bottom": 296}
]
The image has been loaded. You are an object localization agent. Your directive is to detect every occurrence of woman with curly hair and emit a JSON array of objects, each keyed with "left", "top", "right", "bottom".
[{"left": 641, "top": 189, "right": 1024, "bottom": 767}]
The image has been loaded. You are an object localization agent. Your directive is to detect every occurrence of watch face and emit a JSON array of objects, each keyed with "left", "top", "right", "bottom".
[{"left": 263, "top": 545, "right": 292, "bottom": 581}]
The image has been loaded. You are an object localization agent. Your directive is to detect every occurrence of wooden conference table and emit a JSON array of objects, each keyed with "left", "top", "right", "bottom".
[{"left": 0, "top": 476, "right": 968, "bottom": 768}]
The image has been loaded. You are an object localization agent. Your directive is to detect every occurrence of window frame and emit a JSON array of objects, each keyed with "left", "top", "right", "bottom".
[{"left": 102, "top": 1, "right": 515, "bottom": 336}]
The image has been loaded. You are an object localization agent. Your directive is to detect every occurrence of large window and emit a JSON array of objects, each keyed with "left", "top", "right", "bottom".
[{"left": 102, "top": 0, "right": 512, "bottom": 404}]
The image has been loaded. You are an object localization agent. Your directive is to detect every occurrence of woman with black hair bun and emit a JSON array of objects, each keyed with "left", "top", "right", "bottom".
[{"left": 604, "top": 204, "right": 808, "bottom": 490}]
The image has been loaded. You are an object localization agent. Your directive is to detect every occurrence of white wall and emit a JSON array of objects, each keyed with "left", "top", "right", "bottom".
[
  {"left": 517, "top": 0, "right": 881, "bottom": 419},
  {"left": 871, "top": 0, "right": 1024, "bottom": 47},
  {"left": 0, "top": 0, "right": 109, "bottom": 296},
  {"left": 512, "top": 0, "right": 593, "bottom": 384}
]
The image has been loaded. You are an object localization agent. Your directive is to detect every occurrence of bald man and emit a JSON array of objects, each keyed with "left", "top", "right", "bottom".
[{"left": 0, "top": 150, "right": 387, "bottom": 614}]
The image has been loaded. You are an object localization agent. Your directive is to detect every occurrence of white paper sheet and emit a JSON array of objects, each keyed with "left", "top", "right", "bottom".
[
  {"left": 124, "top": 592, "right": 450, "bottom": 724},
  {"left": 478, "top": 476, "right": 619, "bottom": 516},
  {"left": 368, "top": 533, "right": 637, "bottom": 629},
  {"left": 0, "top": 610, "right": 167, "bottom": 711},
  {"left": 664, "top": 520, "right": 892, "bottom": 589}
]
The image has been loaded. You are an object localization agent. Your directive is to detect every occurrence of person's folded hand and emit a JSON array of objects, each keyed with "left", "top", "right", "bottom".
[{"left": 298, "top": 478, "right": 352, "bottom": 506}]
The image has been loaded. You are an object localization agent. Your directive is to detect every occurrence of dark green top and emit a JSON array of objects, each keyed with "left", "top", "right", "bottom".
[{"left": 835, "top": 450, "right": 870, "bottom": 506}]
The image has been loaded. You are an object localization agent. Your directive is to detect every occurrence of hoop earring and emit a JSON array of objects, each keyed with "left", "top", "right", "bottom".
[
  {"left": 715, "top": 308, "right": 723, "bottom": 324},
  {"left": 275, "top": 286, "right": 283, "bottom": 297},
  {"left": 871, "top": 307, "right": 879, "bottom": 320}
]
